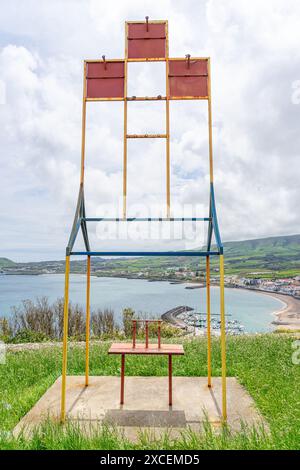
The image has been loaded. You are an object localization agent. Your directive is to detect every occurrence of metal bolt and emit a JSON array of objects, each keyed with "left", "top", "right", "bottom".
[{"left": 185, "top": 54, "right": 191, "bottom": 68}]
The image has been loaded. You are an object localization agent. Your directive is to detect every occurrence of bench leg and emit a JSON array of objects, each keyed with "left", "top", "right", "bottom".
[
  {"left": 120, "top": 354, "right": 125, "bottom": 405},
  {"left": 168, "top": 354, "right": 172, "bottom": 406}
]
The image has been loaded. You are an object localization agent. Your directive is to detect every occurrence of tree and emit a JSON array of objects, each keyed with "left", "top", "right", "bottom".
[{"left": 122, "top": 308, "right": 135, "bottom": 337}]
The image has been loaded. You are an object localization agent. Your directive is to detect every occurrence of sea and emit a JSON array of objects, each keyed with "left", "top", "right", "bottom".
[{"left": 0, "top": 274, "right": 285, "bottom": 333}]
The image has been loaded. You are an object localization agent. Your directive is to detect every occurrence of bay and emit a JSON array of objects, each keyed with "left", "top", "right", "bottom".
[{"left": 0, "top": 274, "right": 284, "bottom": 333}]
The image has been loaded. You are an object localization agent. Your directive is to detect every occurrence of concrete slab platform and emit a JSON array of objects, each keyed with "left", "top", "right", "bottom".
[{"left": 14, "top": 376, "right": 265, "bottom": 440}]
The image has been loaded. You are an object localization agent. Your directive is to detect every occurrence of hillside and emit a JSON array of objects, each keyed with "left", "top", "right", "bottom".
[
  {"left": 1, "top": 234, "right": 299, "bottom": 278},
  {"left": 0, "top": 258, "right": 16, "bottom": 268},
  {"left": 224, "top": 234, "right": 300, "bottom": 257},
  {"left": 221, "top": 234, "right": 300, "bottom": 276}
]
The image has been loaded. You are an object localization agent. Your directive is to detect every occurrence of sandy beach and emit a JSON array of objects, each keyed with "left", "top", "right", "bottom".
[
  {"left": 184, "top": 283, "right": 300, "bottom": 332},
  {"left": 257, "top": 291, "right": 300, "bottom": 331},
  {"left": 224, "top": 288, "right": 300, "bottom": 331}
]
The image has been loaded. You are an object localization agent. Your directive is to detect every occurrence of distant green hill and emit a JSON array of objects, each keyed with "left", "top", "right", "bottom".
[
  {"left": 1, "top": 235, "right": 299, "bottom": 278},
  {"left": 223, "top": 234, "right": 300, "bottom": 257},
  {"left": 0, "top": 258, "right": 15, "bottom": 268},
  {"left": 220, "top": 234, "right": 300, "bottom": 277}
]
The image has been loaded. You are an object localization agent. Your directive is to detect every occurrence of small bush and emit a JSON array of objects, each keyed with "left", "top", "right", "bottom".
[
  {"left": 0, "top": 298, "right": 181, "bottom": 344},
  {"left": 122, "top": 307, "right": 135, "bottom": 337},
  {"left": 135, "top": 321, "right": 183, "bottom": 339},
  {"left": 91, "top": 308, "right": 117, "bottom": 337},
  {"left": 10, "top": 329, "right": 50, "bottom": 344}
]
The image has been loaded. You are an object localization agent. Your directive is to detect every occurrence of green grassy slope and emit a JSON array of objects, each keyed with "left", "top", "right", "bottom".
[
  {"left": 101, "top": 234, "right": 300, "bottom": 277},
  {"left": 220, "top": 234, "right": 300, "bottom": 276},
  {"left": 1, "top": 234, "right": 299, "bottom": 277},
  {"left": 0, "top": 258, "right": 15, "bottom": 268},
  {"left": 0, "top": 335, "right": 299, "bottom": 449}
]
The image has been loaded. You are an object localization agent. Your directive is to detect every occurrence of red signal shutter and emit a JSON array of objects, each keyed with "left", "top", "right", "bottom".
[
  {"left": 168, "top": 59, "right": 208, "bottom": 98},
  {"left": 86, "top": 61, "right": 125, "bottom": 99},
  {"left": 127, "top": 22, "right": 167, "bottom": 59}
]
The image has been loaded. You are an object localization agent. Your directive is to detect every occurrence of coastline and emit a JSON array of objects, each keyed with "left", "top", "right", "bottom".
[
  {"left": 180, "top": 282, "right": 300, "bottom": 332},
  {"left": 223, "top": 287, "right": 300, "bottom": 331},
  {"left": 255, "top": 290, "right": 300, "bottom": 331},
  {"left": 2, "top": 273, "right": 300, "bottom": 331}
]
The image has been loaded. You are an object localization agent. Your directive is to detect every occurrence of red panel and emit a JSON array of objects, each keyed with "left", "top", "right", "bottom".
[
  {"left": 168, "top": 59, "right": 208, "bottom": 98},
  {"left": 169, "top": 59, "right": 208, "bottom": 77},
  {"left": 86, "top": 61, "right": 125, "bottom": 98},
  {"left": 128, "top": 39, "right": 166, "bottom": 59},
  {"left": 87, "top": 61, "right": 124, "bottom": 78},
  {"left": 127, "top": 22, "right": 166, "bottom": 59},
  {"left": 128, "top": 23, "right": 166, "bottom": 39}
]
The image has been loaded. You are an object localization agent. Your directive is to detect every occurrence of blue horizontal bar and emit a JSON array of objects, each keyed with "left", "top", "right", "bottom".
[
  {"left": 83, "top": 217, "right": 211, "bottom": 222},
  {"left": 70, "top": 251, "right": 220, "bottom": 257}
]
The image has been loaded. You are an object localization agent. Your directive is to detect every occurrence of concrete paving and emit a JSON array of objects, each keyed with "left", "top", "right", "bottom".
[{"left": 14, "top": 376, "right": 266, "bottom": 440}]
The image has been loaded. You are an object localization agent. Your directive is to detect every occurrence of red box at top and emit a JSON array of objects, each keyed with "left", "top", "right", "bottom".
[
  {"left": 86, "top": 61, "right": 125, "bottom": 99},
  {"left": 127, "top": 22, "right": 167, "bottom": 59},
  {"left": 168, "top": 59, "right": 208, "bottom": 98}
]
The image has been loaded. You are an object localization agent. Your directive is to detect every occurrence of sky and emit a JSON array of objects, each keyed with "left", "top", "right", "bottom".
[{"left": 0, "top": 0, "right": 299, "bottom": 261}]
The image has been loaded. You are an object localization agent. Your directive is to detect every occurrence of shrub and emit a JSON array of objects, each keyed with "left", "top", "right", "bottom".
[
  {"left": 122, "top": 307, "right": 135, "bottom": 337},
  {"left": 136, "top": 320, "right": 183, "bottom": 339},
  {"left": 10, "top": 329, "right": 49, "bottom": 344},
  {"left": 91, "top": 309, "right": 117, "bottom": 337},
  {"left": 0, "top": 297, "right": 181, "bottom": 343},
  {"left": 0, "top": 317, "right": 12, "bottom": 342}
]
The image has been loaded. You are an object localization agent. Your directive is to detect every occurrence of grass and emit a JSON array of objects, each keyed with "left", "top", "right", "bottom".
[{"left": 0, "top": 335, "right": 299, "bottom": 449}]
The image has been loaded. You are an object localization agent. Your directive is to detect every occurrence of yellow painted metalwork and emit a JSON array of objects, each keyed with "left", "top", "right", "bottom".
[
  {"left": 126, "top": 134, "right": 167, "bottom": 139},
  {"left": 206, "top": 256, "right": 212, "bottom": 387},
  {"left": 84, "top": 56, "right": 209, "bottom": 63},
  {"left": 165, "top": 20, "right": 170, "bottom": 218},
  {"left": 85, "top": 255, "right": 91, "bottom": 387},
  {"left": 123, "top": 24, "right": 128, "bottom": 219},
  {"left": 207, "top": 58, "right": 214, "bottom": 183},
  {"left": 80, "top": 63, "right": 87, "bottom": 185},
  {"left": 86, "top": 96, "right": 209, "bottom": 102},
  {"left": 220, "top": 254, "right": 227, "bottom": 420},
  {"left": 127, "top": 96, "right": 167, "bottom": 101},
  {"left": 63, "top": 20, "right": 226, "bottom": 424},
  {"left": 61, "top": 255, "right": 70, "bottom": 422},
  {"left": 126, "top": 20, "right": 167, "bottom": 24}
]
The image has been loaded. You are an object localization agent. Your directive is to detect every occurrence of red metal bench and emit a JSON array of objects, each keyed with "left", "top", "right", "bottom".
[{"left": 108, "top": 319, "right": 184, "bottom": 406}]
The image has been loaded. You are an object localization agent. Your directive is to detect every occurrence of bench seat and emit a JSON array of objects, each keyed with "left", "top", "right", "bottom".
[
  {"left": 108, "top": 320, "right": 184, "bottom": 405},
  {"left": 109, "top": 343, "right": 184, "bottom": 355}
]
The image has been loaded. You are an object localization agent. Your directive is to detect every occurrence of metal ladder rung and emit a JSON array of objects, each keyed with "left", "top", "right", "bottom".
[
  {"left": 127, "top": 96, "right": 167, "bottom": 101},
  {"left": 126, "top": 134, "right": 168, "bottom": 139}
]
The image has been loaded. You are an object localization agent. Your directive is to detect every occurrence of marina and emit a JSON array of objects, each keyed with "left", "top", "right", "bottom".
[{"left": 162, "top": 305, "right": 245, "bottom": 335}]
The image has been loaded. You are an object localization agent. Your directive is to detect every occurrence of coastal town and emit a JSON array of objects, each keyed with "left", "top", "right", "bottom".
[
  {"left": 1, "top": 258, "right": 300, "bottom": 299},
  {"left": 226, "top": 275, "right": 300, "bottom": 299},
  {"left": 2, "top": 255, "right": 300, "bottom": 334}
]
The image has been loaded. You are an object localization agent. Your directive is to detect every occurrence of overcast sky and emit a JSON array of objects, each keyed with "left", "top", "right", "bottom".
[{"left": 0, "top": 0, "right": 299, "bottom": 261}]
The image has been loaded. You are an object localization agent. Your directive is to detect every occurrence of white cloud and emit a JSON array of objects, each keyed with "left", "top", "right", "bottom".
[{"left": 0, "top": 0, "right": 299, "bottom": 260}]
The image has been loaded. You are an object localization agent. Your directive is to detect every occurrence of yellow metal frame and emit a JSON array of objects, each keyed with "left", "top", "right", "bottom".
[
  {"left": 60, "top": 18, "right": 227, "bottom": 423},
  {"left": 61, "top": 255, "right": 70, "bottom": 422},
  {"left": 220, "top": 254, "right": 227, "bottom": 420},
  {"left": 85, "top": 255, "right": 91, "bottom": 386}
]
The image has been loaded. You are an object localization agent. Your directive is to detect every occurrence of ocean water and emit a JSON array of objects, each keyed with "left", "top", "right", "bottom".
[{"left": 0, "top": 274, "right": 284, "bottom": 333}]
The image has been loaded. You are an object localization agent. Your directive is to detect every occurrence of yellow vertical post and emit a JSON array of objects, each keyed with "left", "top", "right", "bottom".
[
  {"left": 61, "top": 255, "right": 70, "bottom": 422},
  {"left": 220, "top": 254, "right": 227, "bottom": 421},
  {"left": 165, "top": 21, "right": 170, "bottom": 218},
  {"left": 123, "top": 23, "right": 128, "bottom": 219},
  {"left": 206, "top": 255, "right": 212, "bottom": 387},
  {"left": 85, "top": 255, "right": 91, "bottom": 386},
  {"left": 207, "top": 58, "right": 214, "bottom": 184},
  {"left": 80, "top": 62, "right": 87, "bottom": 186}
]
